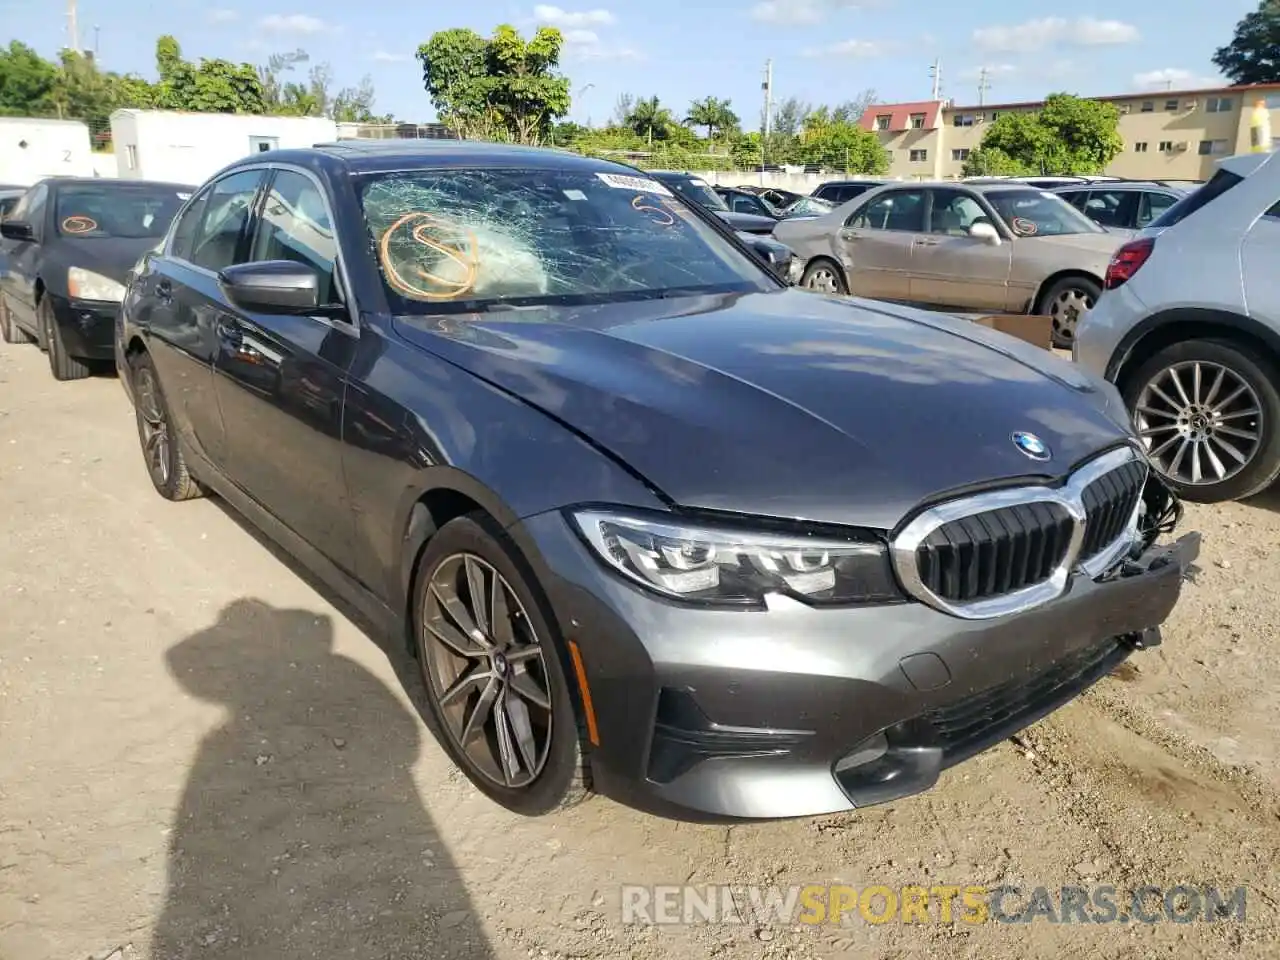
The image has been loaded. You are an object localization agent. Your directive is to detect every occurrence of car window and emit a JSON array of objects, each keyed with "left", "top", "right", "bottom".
[
  {"left": 0, "top": 195, "right": 19, "bottom": 219},
  {"left": 848, "top": 190, "right": 926, "bottom": 232},
  {"left": 54, "top": 183, "right": 188, "bottom": 239},
  {"left": 1138, "top": 191, "right": 1178, "bottom": 228},
  {"left": 358, "top": 167, "right": 774, "bottom": 313},
  {"left": 168, "top": 187, "right": 211, "bottom": 260},
  {"left": 983, "top": 189, "right": 1105, "bottom": 236},
  {"left": 786, "top": 196, "right": 834, "bottom": 217},
  {"left": 189, "top": 169, "right": 265, "bottom": 272},
  {"left": 1078, "top": 189, "right": 1138, "bottom": 229},
  {"left": 1149, "top": 169, "right": 1241, "bottom": 229},
  {"left": 928, "top": 190, "right": 991, "bottom": 236},
  {"left": 661, "top": 176, "right": 729, "bottom": 212},
  {"left": 9, "top": 184, "right": 47, "bottom": 235},
  {"left": 250, "top": 170, "right": 339, "bottom": 305},
  {"left": 1059, "top": 190, "right": 1090, "bottom": 212}
]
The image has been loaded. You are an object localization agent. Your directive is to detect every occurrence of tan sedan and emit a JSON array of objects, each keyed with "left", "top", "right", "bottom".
[{"left": 773, "top": 181, "right": 1126, "bottom": 348}]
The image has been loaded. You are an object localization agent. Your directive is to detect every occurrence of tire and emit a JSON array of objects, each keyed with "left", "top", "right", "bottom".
[
  {"left": 1122, "top": 339, "right": 1280, "bottom": 503},
  {"left": 0, "top": 294, "right": 33, "bottom": 344},
  {"left": 800, "top": 258, "right": 848, "bottom": 295},
  {"left": 127, "top": 351, "right": 204, "bottom": 501},
  {"left": 411, "top": 513, "right": 591, "bottom": 816},
  {"left": 41, "top": 299, "right": 91, "bottom": 381},
  {"left": 1040, "top": 276, "right": 1102, "bottom": 349}
]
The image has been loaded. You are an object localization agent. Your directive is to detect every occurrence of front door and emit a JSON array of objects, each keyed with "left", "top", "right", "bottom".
[
  {"left": 1, "top": 183, "right": 48, "bottom": 332},
  {"left": 839, "top": 188, "right": 925, "bottom": 300},
  {"left": 908, "top": 188, "right": 1013, "bottom": 311},
  {"left": 211, "top": 167, "right": 359, "bottom": 571}
]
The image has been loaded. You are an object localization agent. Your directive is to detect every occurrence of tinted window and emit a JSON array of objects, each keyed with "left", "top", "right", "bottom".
[
  {"left": 928, "top": 189, "right": 992, "bottom": 235},
  {"left": 54, "top": 184, "right": 188, "bottom": 239},
  {"left": 1079, "top": 189, "right": 1138, "bottom": 228},
  {"left": 8, "top": 184, "right": 47, "bottom": 233},
  {"left": 984, "top": 189, "right": 1104, "bottom": 236},
  {"left": 251, "top": 170, "right": 338, "bottom": 304},
  {"left": 1149, "top": 170, "right": 1241, "bottom": 229},
  {"left": 661, "top": 176, "right": 728, "bottom": 211},
  {"left": 849, "top": 190, "right": 926, "bottom": 231},
  {"left": 189, "top": 169, "right": 265, "bottom": 272},
  {"left": 358, "top": 168, "right": 773, "bottom": 313},
  {"left": 168, "top": 188, "right": 210, "bottom": 260},
  {"left": 0, "top": 194, "right": 20, "bottom": 218},
  {"left": 1059, "top": 190, "right": 1090, "bottom": 211},
  {"left": 1138, "top": 191, "right": 1178, "bottom": 227}
]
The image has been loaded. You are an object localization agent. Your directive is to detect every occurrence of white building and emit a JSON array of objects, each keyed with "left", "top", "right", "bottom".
[
  {"left": 110, "top": 110, "right": 338, "bottom": 185},
  {"left": 0, "top": 118, "right": 95, "bottom": 185}
]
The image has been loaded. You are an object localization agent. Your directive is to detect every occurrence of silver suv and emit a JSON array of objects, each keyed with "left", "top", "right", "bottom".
[{"left": 1074, "top": 153, "right": 1280, "bottom": 503}]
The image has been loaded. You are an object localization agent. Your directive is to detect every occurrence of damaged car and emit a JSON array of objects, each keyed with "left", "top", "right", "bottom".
[{"left": 116, "top": 140, "right": 1199, "bottom": 821}]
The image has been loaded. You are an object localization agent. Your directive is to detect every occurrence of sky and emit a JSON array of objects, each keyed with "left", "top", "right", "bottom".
[{"left": 0, "top": 0, "right": 1263, "bottom": 127}]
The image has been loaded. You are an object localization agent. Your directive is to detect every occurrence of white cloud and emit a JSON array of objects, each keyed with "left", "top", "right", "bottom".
[
  {"left": 206, "top": 8, "right": 239, "bottom": 23},
  {"left": 973, "top": 17, "right": 1139, "bottom": 53},
  {"left": 1133, "top": 67, "right": 1222, "bottom": 90},
  {"left": 561, "top": 30, "right": 643, "bottom": 61},
  {"left": 372, "top": 50, "right": 409, "bottom": 62},
  {"left": 802, "top": 39, "right": 885, "bottom": 58},
  {"left": 960, "top": 63, "right": 1017, "bottom": 80},
  {"left": 751, "top": 0, "right": 862, "bottom": 25},
  {"left": 258, "top": 13, "right": 333, "bottom": 35},
  {"left": 533, "top": 5, "right": 616, "bottom": 27}
]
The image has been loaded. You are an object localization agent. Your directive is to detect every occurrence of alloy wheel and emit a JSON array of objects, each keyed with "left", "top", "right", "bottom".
[
  {"left": 133, "top": 366, "right": 173, "bottom": 486},
  {"left": 1048, "top": 287, "right": 1095, "bottom": 343},
  {"left": 1134, "top": 360, "right": 1263, "bottom": 486},
  {"left": 421, "top": 553, "right": 553, "bottom": 789},
  {"left": 804, "top": 265, "right": 841, "bottom": 294}
]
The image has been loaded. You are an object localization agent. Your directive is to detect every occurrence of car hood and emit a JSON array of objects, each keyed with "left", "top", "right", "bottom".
[
  {"left": 715, "top": 210, "right": 777, "bottom": 233},
  {"left": 392, "top": 291, "right": 1135, "bottom": 530},
  {"left": 54, "top": 236, "right": 169, "bottom": 286}
]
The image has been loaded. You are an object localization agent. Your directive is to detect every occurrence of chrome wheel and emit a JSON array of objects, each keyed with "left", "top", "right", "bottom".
[
  {"left": 422, "top": 553, "right": 553, "bottom": 788},
  {"left": 134, "top": 365, "right": 172, "bottom": 486},
  {"left": 1048, "top": 287, "right": 1095, "bottom": 343},
  {"left": 1134, "top": 360, "right": 1263, "bottom": 486},
  {"left": 803, "top": 264, "right": 842, "bottom": 294}
]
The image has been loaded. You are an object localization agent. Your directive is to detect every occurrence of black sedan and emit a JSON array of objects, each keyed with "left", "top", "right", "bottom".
[
  {"left": 715, "top": 185, "right": 835, "bottom": 221},
  {"left": 0, "top": 177, "right": 193, "bottom": 379},
  {"left": 117, "top": 141, "right": 1198, "bottom": 821},
  {"left": 646, "top": 170, "right": 777, "bottom": 234}
]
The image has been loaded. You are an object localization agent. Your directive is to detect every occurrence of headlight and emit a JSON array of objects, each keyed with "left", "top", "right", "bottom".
[
  {"left": 68, "top": 267, "right": 126, "bottom": 303},
  {"left": 571, "top": 509, "right": 902, "bottom": 607},
  {"left": 788, "top": 256, "right": 804, "bottom": 283}
]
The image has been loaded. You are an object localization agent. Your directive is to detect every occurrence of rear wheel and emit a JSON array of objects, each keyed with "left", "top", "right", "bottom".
[
  {"left": 1040, "top": 276, "right": 1101, "bottom": 349},
  {"left": 128, "top": 351, "right": 204, "bottom": 501},
  {"left": 800, "top": 259, "right": 848, "bottom": 295},
  {"left": 41, "top": 299, "right": 91, "bottom": 381},
  {"left": 0, "top": 295, "right": 32, "bottom": 344},
  {"left": 1123, "top": 339, "right": 1280, "bottom": 502},
  {"left": 412, "top": 513, "right": 591, "bottom": 815}
]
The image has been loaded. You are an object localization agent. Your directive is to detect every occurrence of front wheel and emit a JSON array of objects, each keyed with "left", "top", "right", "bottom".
[
  {"left": 412, "top": 514, "right": 591, "bottom": 815},
  {"left": 128, "top": 351, "right": 204, "bottom": 501},
  {"left": 41, "top": 299, "right": 91, "bottom": 381},
  {"left": 1040, "top": 276, "right": 1101, "bottom": 349},
  {"left": 800, "top": 259, "right": 848, "bottom": 295},
  {"left": 1123, "top": 339, "right": 1280, "bottom": 502}
]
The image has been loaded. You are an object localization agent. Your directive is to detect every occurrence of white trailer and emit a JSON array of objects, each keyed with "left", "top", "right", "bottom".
[
  {"left": 110, "top": 110, "right": 338, "bottom": 185},
  {"left": 0, "top": 118, "right": 95, "bottom": 186}
]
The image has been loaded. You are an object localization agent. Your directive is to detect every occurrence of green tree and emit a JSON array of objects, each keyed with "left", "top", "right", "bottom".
[
  {"left": 152, "top": 35, "right": 265, "bottom": 114},
  {"left": 686, "top": 96, "right": 739, "bottom": 139},
  {"left": 332, "top": 76, "right": 391, "bottom": 123},
  {"left": 966, "top": 93, "right": 1123, "bottom": 176},
  {"left": 798, "top": 119, "right": 889, "bottom": 174},
  {"left": 626, "top": 95, "right": 676, "bottom": 144},
  {"left": 1214, "top": 0, "right": 1280, "bottom": 84},
  {"left": 416, "top": 25, "right": 570, "bottom": 144},
  {"left": 0, "top": 41, "right": 58, "bottom": 116}
]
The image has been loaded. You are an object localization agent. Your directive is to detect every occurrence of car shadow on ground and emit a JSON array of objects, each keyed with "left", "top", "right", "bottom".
[
  {"left": 157, "top": 595, "right": 494, "bottom": 960},
  {"left": 1243, "top": 483, "right": 1280, "bottom": 515}
]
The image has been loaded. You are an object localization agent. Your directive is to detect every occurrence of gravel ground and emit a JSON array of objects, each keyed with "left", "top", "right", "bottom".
[{"left": 1, "top": 338, "right": 1279, "bottom": 960}]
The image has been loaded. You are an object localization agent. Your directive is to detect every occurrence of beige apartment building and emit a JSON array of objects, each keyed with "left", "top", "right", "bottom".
[{"left": 858, "top": 82, "right": 1280, "bottom": 181}]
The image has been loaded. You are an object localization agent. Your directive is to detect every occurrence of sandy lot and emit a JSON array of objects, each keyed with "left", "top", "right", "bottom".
[{"left": 1, "top": 338, "right": 1279, "bottom": 960}]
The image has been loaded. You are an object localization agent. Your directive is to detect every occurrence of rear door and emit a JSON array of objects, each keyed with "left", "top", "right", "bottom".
[
  {"left": 1, "top": 184, "right": 48, "bottom": 333},
  {"left": 908, "top": 188, "right": 1013, "bottom": 310},
  {"left": 211, "top": 166, "right": 359, "bottom": 569},
  {"left": 1136, "top": 191, "right": 1180, "bottom": 229},
  {"left": 840, "top": 188, "right": 925, "bottom": 299}
]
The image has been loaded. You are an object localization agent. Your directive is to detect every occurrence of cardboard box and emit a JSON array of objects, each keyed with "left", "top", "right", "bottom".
[{"left": 968, "top": 313, "right": 1053, "bottom": 350}]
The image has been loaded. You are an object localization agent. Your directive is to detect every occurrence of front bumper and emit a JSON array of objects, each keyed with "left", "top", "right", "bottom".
[
  {"left": 515, "top": 511, "right": 1199, "bottom": 821},
  {"left": 49, "top": 292, "right": 119, "bottom": 361}
]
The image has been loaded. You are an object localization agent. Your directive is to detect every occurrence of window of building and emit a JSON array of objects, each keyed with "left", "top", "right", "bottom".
[
  {"left": 1198, "top": 139, "right": 1229, "bottom": 155},
  {"left": 909, "top": 149, "right": 928, "bottom": 162},
  {"left": 988, "top": 111, "right": 999, "bottom": 121},
  {"left": 909, "top": 113, "right": 926, "bottom": 129},
  {"left": 1134, "top": 142, "right": 1149, "bottom": 153},
  {"left": 951, "top": 148, "right": 971, "bottom": 161},
  {"left": 1159, "top": 140, "right": 1174, "bottom": 152},
  {"left": 1206, "top": 97, "right": 1234, "bottom": 113},
  {"left": 953, "top": 113, "right": 975, "bottom": 127},
  {"left": 125, "top": 144, "right": 137, "bottom": 170},
  {"left": 1164, "top": 99, "right": 1179, "bottom": 112},
  {"left": 875, "top": 114, "right": 891, "bottom": 131},
  {"left": 1140, "top": 100, "right": 1154, "bottom": 113}
]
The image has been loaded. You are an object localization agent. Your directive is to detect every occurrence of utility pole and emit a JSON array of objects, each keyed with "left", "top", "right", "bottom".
[
  {"left": 929, "top": 58, "right": 942, "bottom": 101},
  {"left": 66, "top": 0, "right": 80, "bottom": 53},
  {"left": 977, "top": 66, "right": 991, "bottom": 107},
  {"left": 94, "top": 25, "right": 100, "bottom": 59},
  {"left": 760, "top": 59, "right": 773, "bottom": 184}
]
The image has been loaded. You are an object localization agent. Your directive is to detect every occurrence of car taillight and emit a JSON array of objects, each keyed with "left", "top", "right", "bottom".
[{"left": 1105, "top": 237, "right": 1155, "bottom": 290}]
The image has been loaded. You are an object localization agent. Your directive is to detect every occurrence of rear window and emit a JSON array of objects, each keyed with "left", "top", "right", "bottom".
[
  {"left": 1147, "top": 170, "right": 1240, "bottom": 229},
  {"left": 55, "top": 184, "right": 189, "bottom": 239}
]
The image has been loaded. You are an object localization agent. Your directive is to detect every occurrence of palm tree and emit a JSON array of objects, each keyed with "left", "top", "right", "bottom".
[
  {"left": 686, "top": 96, "right": 739, "bottom": 139},
  {"left": 626, "top": 95, "right": 674, "bottom": 145}
]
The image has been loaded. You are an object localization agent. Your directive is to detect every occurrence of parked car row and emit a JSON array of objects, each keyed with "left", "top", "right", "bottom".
[{"left": 0, "top": 141, "right": 1198, "bottom": 825}]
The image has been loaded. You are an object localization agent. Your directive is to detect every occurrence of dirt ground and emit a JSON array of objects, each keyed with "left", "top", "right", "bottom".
[{"left": 2, "top": 338, "right": 1280, "bottom": 960}]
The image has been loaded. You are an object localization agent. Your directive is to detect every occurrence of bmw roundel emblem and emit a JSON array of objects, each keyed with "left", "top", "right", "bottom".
[{"left": 1012, "top": 431, "right": 1051, "bottom": 461}]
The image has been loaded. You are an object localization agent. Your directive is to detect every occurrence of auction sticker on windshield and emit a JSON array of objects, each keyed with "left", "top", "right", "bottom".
[{"left": 596, "top": 172, "right": 673, "bottom": 196}]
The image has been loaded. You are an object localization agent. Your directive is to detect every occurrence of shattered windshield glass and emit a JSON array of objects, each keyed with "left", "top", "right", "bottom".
[{"left": 359, "top": 168, "right": 773, "bottom": 314}]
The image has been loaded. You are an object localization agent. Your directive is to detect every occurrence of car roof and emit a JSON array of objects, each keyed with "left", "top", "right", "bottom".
[
  {"left": 1054, "top": 181, "right": 1183, "bottom": 192},
  {"left": 818, "top": 179, "right": 888, "bottom": 186},
  {"left": 31, "top": 176, "right": 196, "bottom": 191}
]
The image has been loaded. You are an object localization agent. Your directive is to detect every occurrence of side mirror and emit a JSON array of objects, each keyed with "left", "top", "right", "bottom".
[
  {"left": 1, "top": 220, "right": 35, "bottom": 242},
  {"left": 969, "top": 221, "right": 1001, "bottom": 245},
  {"left": 218, "top": 260, "right": 321, "bottom": 314}
]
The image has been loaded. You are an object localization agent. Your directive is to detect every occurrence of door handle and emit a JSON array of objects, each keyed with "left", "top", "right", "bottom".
[
  {"left": 840, "top": 230, "right": 861, "bottom": 241},
  {"left": 914, "top": 238, "right": 940, "bottom": 247}
]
